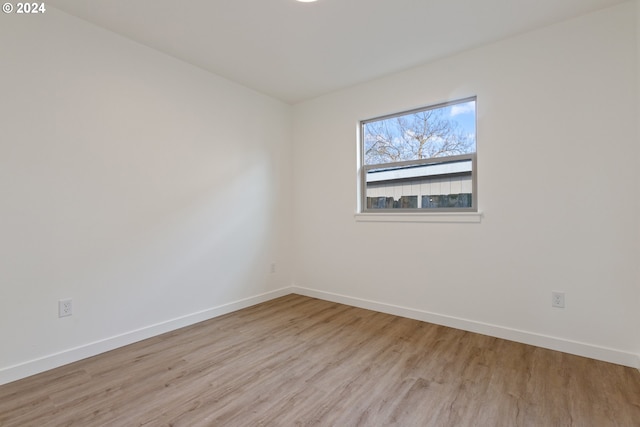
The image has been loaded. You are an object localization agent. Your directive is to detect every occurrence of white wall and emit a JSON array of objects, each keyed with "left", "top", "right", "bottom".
[
  {"left": 0, "top": 8, "right": 292, "bottom": 384},
  {"left": 292, "top": 2, "right": 640, "bottom": 367}
]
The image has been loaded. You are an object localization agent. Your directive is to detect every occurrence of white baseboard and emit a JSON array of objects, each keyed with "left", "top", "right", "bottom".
[
  {"left": 0, "top": 287, "right": 293, "bottom": 386},
  {"left": 292, "top": 286, "right": 640, "bottom": 370},
  {"left": 3, "top": 285, "right": 638, "bottom": 386}
]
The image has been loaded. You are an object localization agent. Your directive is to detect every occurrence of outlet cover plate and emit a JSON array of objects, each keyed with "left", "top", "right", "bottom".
[
  {"left": 59, "top": 299, "right": 72, "bottom": 317},
  {"left": 552, "top": 292, "right": 565, "bottom": 308}
]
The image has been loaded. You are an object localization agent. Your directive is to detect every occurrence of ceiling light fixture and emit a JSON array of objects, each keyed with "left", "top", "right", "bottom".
[{"left": 296, "top": 0, "right": 318, "bottom": 2}]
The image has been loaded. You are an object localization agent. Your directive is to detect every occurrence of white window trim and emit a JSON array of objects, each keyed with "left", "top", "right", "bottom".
[
  {"left": 358, "top": 96, "right": 478, "bottom": 215},
  {"left": 354, "top": 211, "right": 483, "bottom": 223}
]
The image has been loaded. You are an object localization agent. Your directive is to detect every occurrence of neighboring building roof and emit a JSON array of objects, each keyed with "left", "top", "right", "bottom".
[{"left": 366, "top": 159, "right": 472, "bottom": 183}]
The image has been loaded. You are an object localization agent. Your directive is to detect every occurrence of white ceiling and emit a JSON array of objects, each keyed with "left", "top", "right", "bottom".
[{"left": 48, "top": 0, "right": 626, "bottom": 104}]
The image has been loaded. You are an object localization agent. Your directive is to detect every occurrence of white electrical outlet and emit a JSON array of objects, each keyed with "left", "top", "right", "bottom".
[
  {"left": 551, "top": 292, "right": 565, "bottom": 308},
  {"left": 59, "top": 299, "right": 73, "bottom": 317},
  {"left": 270, "top": 263, "right": 276, "bottom": 273}
]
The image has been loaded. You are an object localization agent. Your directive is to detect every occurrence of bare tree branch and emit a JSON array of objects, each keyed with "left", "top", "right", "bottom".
[{"left": 364, "top": 106, "right": 474, "bottom": 165}]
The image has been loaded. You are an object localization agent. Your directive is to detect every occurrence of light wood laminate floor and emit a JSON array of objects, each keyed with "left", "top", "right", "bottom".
[{"left": 1, "top": 294, "right": 639, "bottom": 426}]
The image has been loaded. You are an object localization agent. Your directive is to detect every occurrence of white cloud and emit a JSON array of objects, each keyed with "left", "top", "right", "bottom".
[{"left": 450, "top": 102, "right": 476, "bottom": 117}]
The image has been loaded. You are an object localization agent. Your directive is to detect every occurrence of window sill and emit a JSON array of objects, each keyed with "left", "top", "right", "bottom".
[{"left": 354, "top": 211, "right": 483, "bottom": 223}]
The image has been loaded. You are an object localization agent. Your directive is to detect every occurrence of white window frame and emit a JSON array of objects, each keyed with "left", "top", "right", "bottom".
[{"left": 356, "top": 97, "right": 481, "bottom": 222}]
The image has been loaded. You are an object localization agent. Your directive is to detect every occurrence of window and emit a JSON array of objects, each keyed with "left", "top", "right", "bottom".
[{"left": 359, "top": 97, "right": 477, "bottom": 213}]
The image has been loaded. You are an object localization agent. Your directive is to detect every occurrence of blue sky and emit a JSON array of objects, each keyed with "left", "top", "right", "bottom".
[{"left": 447, "top": 99, "right": 476, "bottom": 142}]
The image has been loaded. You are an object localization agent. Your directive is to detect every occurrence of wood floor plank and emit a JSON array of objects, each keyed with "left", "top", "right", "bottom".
[{"left": 1, "top": 294, "right": 639, "bottom": 426}]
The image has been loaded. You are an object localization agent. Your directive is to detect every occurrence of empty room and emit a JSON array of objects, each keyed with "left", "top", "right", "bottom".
[{"left": 1, "top": 0, "right": 639, "bottom": 425}]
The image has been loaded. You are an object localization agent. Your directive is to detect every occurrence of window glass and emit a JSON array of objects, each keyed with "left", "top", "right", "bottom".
[{"left": 361, "top": 97, "right": 477, "bottom": 212}]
